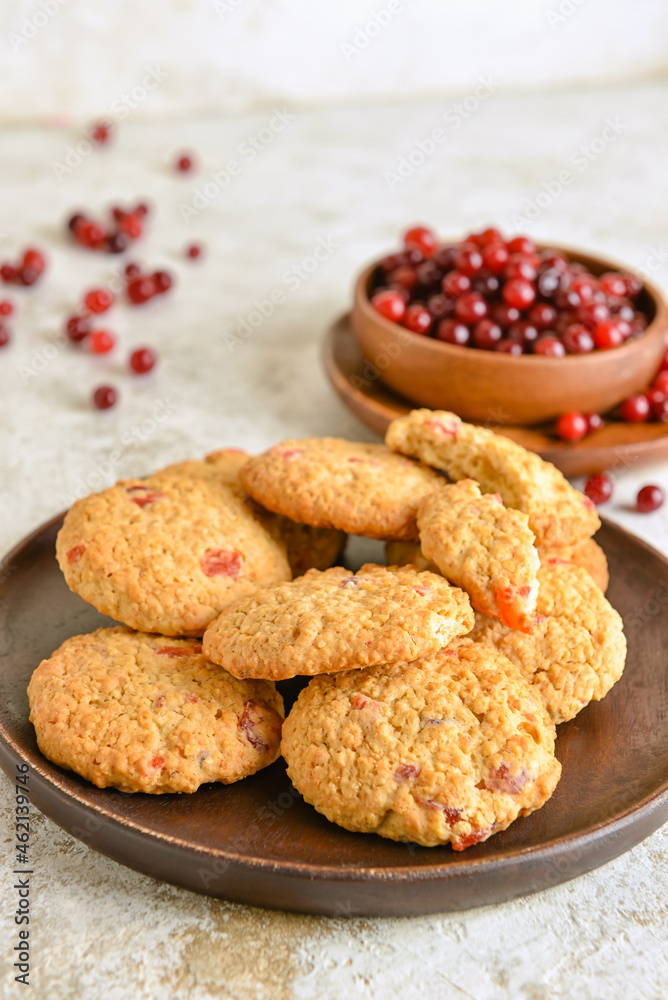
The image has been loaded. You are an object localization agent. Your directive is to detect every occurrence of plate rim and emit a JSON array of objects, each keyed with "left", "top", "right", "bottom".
[{"left": 1, "top": 513, "right": 668, "bottom": 888}]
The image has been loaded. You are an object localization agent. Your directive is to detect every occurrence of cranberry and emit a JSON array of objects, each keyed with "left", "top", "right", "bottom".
[
  {"left": 434, "top": 246, "right": 457, "bottom": 271},
  {"left": 65, "top": 314, "right": 91, "bottom": 343},
  {"left": 415, "top": 261, "right": 442, "bottom": 287},
  {"left": 534, "top": 336, "right": 565, "bottom": 357},
  {"left": 88, "top": 329, "right": 115, "bottom": 354},
  {"left": 22, "top": 248, "right": 46, "bottom": 274},
  {"left": 478, "top": 227, "right": 504, "bottom": 246},
  {"left": 120, "top": 214, "right": 143, "bottom": 240},
  {"left": 175, "top": 152, "right": 195, "bottom": 173},
  {"left": 637, "top": 485, "right": 664, "bottom": 513},
  {"left": 90, "top": 121, "right": 112, "bottom": 145},
  {"left": 622, "top": 273, "right": 642, "bottom": 298},
  {"left": 578, "top": 300, "right": 609, "bottom": 328},
  {"left": 0, "top": 326, "right": 9, "bottom": 348},
  {"left": 528, "top": 302, "right": 557, "bottom": 330},
  {"left": 436, "top": 319, "right": 470, "bottom": 346},
  {"left": 387, "top": 266, "right": 418, "bottom": 290},
  {"left": 503, "top": 278, "right": 535, "bottom": 310},
  {"left": 403, "top": 226, "right": 437, "bottom": 259},
  {"left": 403, "top": 304, "right": 432, "bottom": 335},
  {"left": 0, "top": 264, "right": 16, "bottom": 282},
  {"left": 84, "top": 288, "right": 114, "bottom": 314},
  {"left": 505, "top": 254, "right": 538, "bottom": 282},
  {"left": 556, "top": 411, "right": 588, "bottom": 441},
  {"left": 134, "top": 202, "right": 149, "bottom": 217},
  {"left": 481, "top": 243, "right": 509, "bottom": 274},
  {"left": 93, "top": 385, "right": 117, "bottom": 410},
  {"left": 495, "top": 339, "right": 523, "bottom": 355},
  {"left": 129, "top": 347, "right": 157, "bottom": 374},
  {"left": 651, "top": 398, "right": 668, "bottom": 423},
  {"left": 127, "top": 277, "right": 157, "bottom": 305},
  {"left": 471, "top": 274, "right": 500, "bottom": 298},
  {"left": 584, "top": 473, "right": 613, "bottom": 505},
  {"left": 473, "top": 319, "right": 503, "bottom": 350},
  {"left": 124, "top": 262, "right": 141, "bottom": 278},
  {"left": 653, "top": 372, "right": 668, "bottom": 394},
  {"left": 186, "top": 242, "right": 204, "bottom": 260},
  {"left": 426, "top": 294, "right": 453, "bottom": 319},
  {"left": 541, "top": 250, "right": 568, "bottom": 271},
  {"left": 387, "top": 285, "right": 410, "bottom": 303},
  {"left": 75, "top": 219, "right": 105, "bottom": 247},
  {"left": 646, "top": 386, "right": 665, "bottom": 409},
  {"left": 19, "top": 267, "right": 40, "bottom": 286},
  {"left": 594, "top": 320, "right": 624, "bottom": 350},
  {"left": 586, "top": 413, "right": 604, "bottom": 432},
  {"left": 454, "top": 292, "right": 487, "bottom": 324},
  {"left": 621, "top": 394, "right": 651, "bottom": 423},
  {"left": 153, "top": 271, "right": 172, "bottom": 293},
  {"left": 491, "top": 303, "right": 520, "bottom": 328},
  {"left": 201, "top": 548, "right": 242, "bottom": 578},
  {"left": 599, "top": 272, "right": 627, "bottom": 298},
  {"left": 371, "top": 289, "right": 406, "bottom": 323},
  {"left": 455, "top": 245, "right": 484, "bottom": 277},
  {"left": 107, "top": 232, "right": 129, "bottom": 254},
  {"left": 442, "top": 271, "right": 471, "bottom": 298},
  {"left": 507, "top": 235, "right": 536, "bottom": 255},
  {"left": 0, "top": 300, "right": 13, "bottom": 316},
  {"left": 570, "top": 274, "right": 597, "bottom": 303},
  {"left": 563, "top": 323, "right": 594, "bottom": 354},
  {"left": 508, "top": 321, "right": 539, "bottom": 347},
  {"left": 537, "top": 269, "right": 561, "bottom": 298}
]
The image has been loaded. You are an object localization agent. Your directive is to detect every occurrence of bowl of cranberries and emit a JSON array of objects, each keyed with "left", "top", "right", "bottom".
[{"left": 352, "top": 226, "right": 668, "bottom": 425}]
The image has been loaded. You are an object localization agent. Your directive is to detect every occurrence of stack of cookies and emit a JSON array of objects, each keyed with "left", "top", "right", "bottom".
[{"left": 28, "top": 409, "right": 626, "bottom": 852}]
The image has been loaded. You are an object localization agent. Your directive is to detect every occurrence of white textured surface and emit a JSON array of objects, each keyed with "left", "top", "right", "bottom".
[{"left": 1, "top": 82, "right": 668, "bottom": 998}]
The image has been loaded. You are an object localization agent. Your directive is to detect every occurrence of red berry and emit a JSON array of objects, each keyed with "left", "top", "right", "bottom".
[
  {"left": 129, "top": 347, "right": 157, "bottom": 374},
  {"left": 495, "top": 339, "right": 523, "bottom": 355},
  {"left": 436, "top": 319, "right": 470, "bottom": 346},
  {"left": 442, "top": 271, "right": 470, "bottom": 298},
  {"left": 127, "top": 277, "right": 157, "bottom": 305},
  {"left": 434, "top": 246, "right": 457, "bottom": 271},
  {"left": 455, "top": 245, "right": 484, "bottom": 277},
  {"left": 371, "top": 289, "right": 406, "bottom": 323},
  {"left": 22, "top": 248, "right": 46, "bottom": 274},
  {"left": 491, "top": 303, "right": 520, "bottom": 328},
  {"left": 0, "top": 326, "right": 9, "bottom": 348},
  {"left": 508, "top": 321, "right": 539, "bottom": 347},
  {"left": 502, "top": 278, "right": 536, "bottom": 310},
  {"left": 175, "top": 152, "right": 195, "bottom": 173},
  {"left": 570, "top": 274, "right": 597, "bottom": 302},
  {"left": 622, "top": 272, "right": 642, "bottom": 298},
  {"left": 652, "top": 371, "right": 668, "bottom": 394},
  {"left": 577, "top": 300, "right": 609, "bottom": 328},
  {"left": 75, "top": 219, "right": 105, "bottom": 247},
  {"left": 0, "top": 264, "right": 16, "bottom": 282},
  {"left": 636, "top": 485, "right": 664, "bottom": 513},
  {"left": 594, "top": 319, "right": 624, "bottom": 350},
  {"left": 584, "top": 473, "right": 613, "bottom": 505},
  {"left": 454, "top": 292, "right": 487, "bottom": 324},
  {"left": 84, "top": 288, "right": 114, "bottom": 314},
  {"left": 477, "top": 227, "right": 504, "bottom": 246},
  {"left": 107, "top": 232, "right": 129, "bottom": 254},
  {"left": 403, "top": 226, "right": 437, "bottom": 260},
  {"left": 481, "top": 243, "right": 509, "bottom": 274},
  {"left": 90, "top": 121, "right": 112, "bottom": 145},
  {"left": 507, "top": 236, "right": 536, "bottom": 255},
  {"left": 620, "top": 394, "right": 650, "bottom": 423},
  {"left": 599, "top": 272, "right": 627, "bottom": 298},
  {"left": 0, "top": 300, "right": 13, "bottom": 316},
  {"left": 88, "top": 329, "right": 115, "bottom": 354},
  {"left": 120, "top": 214, "right": 143, "bottom": 240},
  {"left": 563, "top": 323, "right": 594, "bottom": 354},
  {"left": 504, "top": 254, "right": 538, "bottom": 282},
  {"left": 65, "top": 314, "right": 91, "bottom": 343},
  {"left": 646, "top": 386, "right": 665, "bottom": 409},
  {"left": 415, "top": 261, "right": 442, "bottom": 287},
  {"left": 403, "top": 304, "right": 432, "bottom": 335},
  {"left": 473, "top": 319, "right": 503, "bottom": 350},
  {"left": 153, "top": 271, "right": 172, "bottom": 293},
  {"left": 93, "top": 385, "right": 117, "bottom": 410},
  {"left": 124, "top": 262, "right": 141, "bottom": 278},
  {"left": 186, "top": 242, "right": 204, "bottom": 260},
  {"left": 19, "top": 267, "right": 40, "bottom": 286},
  {"left": 534, "top": 336, "right": 565, "bottom": 357},
  {"left": 134, "top": 202, "right": 149, "bottom": 217},
  {"left": 586, "top": 413, "right": 604, "bottom": 432},
  {"left": 426, "top": 294, "right": 453, "bottom": 319},
  {"left": 556, "top": 411, "right": 588, "bottom": 442},
  {"left": 651, "top": 398, "right": 668, "bottom": 423},
  {"left": 528, "top": 302, "right": 557, "bottom": 330},
  {"left": 387, "top": 266, "right": 418, "bottom": 290}
]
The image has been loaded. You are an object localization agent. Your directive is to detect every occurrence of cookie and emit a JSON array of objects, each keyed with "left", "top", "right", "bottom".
[
  {"left": 205, "top": 448, "right": 346, "bottom": 576},
  {"left": 281, "top": 638, "right": 561, "bottom": 849},
  {"left": 27, "top": 627, "right": 284, "bottom": 793},
  {"left": 238, "top": 438, "right": 442, "bottom": 542},
  {"left": 540, "top": 538, "right": 609, "bottom": 593},
  {"left": 203, "top": 563, "right": 474, "bottom": 681},
  {"left": 470, "top": 562, "right": 626, "bottom": 723},
  {"left": 386, "top": 537, "right": 609, "bottom": 593},
  {"left": 56, "top": 463, "right": 292, "bottom": 636},
  {"left": 386, "top": 409, "right": 599, "bottom": 547},
  {"left": 418, "top": 480, "right": 540, "bottom": 632}
]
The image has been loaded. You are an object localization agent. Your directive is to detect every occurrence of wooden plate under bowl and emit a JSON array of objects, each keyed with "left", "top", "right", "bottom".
[
  {"left": 1, "top": 514, "right": 668, "bottom": 917},
  {"left": 325, "top": 313, "right": 668, "bottom": 479}
]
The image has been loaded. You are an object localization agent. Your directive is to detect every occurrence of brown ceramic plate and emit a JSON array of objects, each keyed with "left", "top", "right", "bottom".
[
  {"left": 1, "top": 514, "right": 668, "bottom": 917},
  {"left": 325, "top": 313, "right": 668, "bottom": 478}
]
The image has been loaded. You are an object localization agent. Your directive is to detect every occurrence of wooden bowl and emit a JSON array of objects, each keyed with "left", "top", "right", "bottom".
[{"left": 351, "top": 245, "right": 668, "bottom": 425}]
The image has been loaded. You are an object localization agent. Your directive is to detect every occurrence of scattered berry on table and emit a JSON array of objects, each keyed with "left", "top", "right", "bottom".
[
  {"left": 129, "top": 347, "right": 157, "bottom": 374},
  {"left": 556, "top": 411, "right": 589, "bottom": 442},
  {"left": 584, "top": 473, "right": 613, "bottom": 505},
  {"left": 92, "top": 385, "right": 117, "bottom": 410},
  {"left": 636, "top": 485, "right": 664, "bottom": 513}
]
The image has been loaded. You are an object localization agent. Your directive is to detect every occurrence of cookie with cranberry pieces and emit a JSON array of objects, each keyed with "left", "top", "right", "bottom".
[
  {"left": 418, "top": 480, "right": 540, "bottom": 632},
  {"left": 203, "top": 563, "right": 474, "bottom": 680},
  {"left": 27, "top": 627, "right": 284, "bottom": 793},
  {"left": 238, "top": 438, "right": 442, "bottom": 542},
  {"left": 386, "top": 409, "right": 599, "bottom": 547},
  {"left": 470, "top": 562, "right": 625, "bottom": 723},
  {"left": 281, "top": 637, "right": 561, "bottom": 849},
  {"left": 56, "top": 463, "right": 291, "bottom": 636}
]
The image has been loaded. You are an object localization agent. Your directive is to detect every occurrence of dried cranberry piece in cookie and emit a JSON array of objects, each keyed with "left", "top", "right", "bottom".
[
  {"left": 126, "top": 484, "right": 166, "bottom": 508},
  {"left": 157, "top": 644, "right": 203, "bottom": 658},
  {"left": 395, "top": 763, "right": 420, "bottom": 782},
  {"left": 238, "top": 699, "right": 283, "bottom": 751},
  {"left": 452, "top": 826, "right": 493, "bottom": 851},
  {"left": 200, "top": 549, "right": 242, "bottom": 578},
  {"left": 66, "top": 544, "right": 85, "bottom": 563},
  {"left": 484, "top": 762, "right": 528, "bottom": 794}
]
